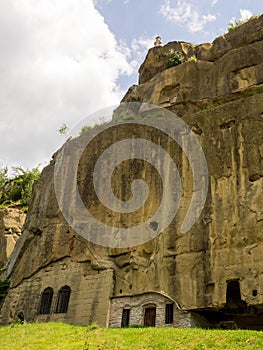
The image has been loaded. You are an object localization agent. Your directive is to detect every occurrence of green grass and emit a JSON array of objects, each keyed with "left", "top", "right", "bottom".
[{"left": 1, "top": 323, "right": 263, "bottom": 349}]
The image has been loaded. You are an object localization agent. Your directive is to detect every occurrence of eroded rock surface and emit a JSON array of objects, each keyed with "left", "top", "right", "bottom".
[
  {"left": 0, "top": 208, "right": 25, "bottom": 267},
  {"left": 1, "top": 15, "right": 263, "bottom": 328}
]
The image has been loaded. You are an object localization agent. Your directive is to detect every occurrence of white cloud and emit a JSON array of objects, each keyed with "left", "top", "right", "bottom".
[
  {"left": 131, "top": 37, "right": 154, "bottom": 52},
  {"left": 130, "top": 36, "right": 154, "bottom": 68},
  {"left": 111, "top": 36, "right": 153, "bottom": 78},
  {"left": 229, "top": 9, "right": 253, "bottom": 26},
  {"left": 0, "top": 0, "right": 132, "bottom": 170},
  {"left": 240, "top": 9, "right": 252, "bottom": 21},
  {"left": 210, "top": 0, "right": 218, "bottom": 5},
  {"left": 94, "top": 0, "right": 129, "bottom": 5},
  {"left": 93, "top": 0, "right": 112, "bottom": 5},
  {"left": 160, "top": 0, "right": 216, "bottom": 32}
]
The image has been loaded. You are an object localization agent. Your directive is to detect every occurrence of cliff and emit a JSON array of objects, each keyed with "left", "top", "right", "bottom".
[
  {"left": 0, "top": 208, "right": 25, "bottom": 268},
  {"left": 1, "top": 15, "right": 263, "bottom": 328}
]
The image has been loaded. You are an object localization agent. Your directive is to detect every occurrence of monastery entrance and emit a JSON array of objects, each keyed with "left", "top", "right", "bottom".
[{"left": 144, "top": 307, "right": 156, "bottom": 327}]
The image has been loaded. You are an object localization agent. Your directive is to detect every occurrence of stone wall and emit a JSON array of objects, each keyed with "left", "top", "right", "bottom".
[
  {"left": 109, "top": 292, "right": 197, "bottom": 328},
  {"left": 0, "top": 257, "right": 114, "bottom": 326}
]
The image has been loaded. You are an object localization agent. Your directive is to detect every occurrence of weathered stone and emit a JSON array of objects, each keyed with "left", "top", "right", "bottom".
[
  {"left": 109, "top": 292, "right": 199, "bottom": 328},
  {"left": 0, "top": 208, "right": 25, "bottom": 267},
  {"left": 138, "top": 14, "right": 263, "bottom": 84},
  {"left": 1, "top": 16, "right": 263, "bottom": 329}
]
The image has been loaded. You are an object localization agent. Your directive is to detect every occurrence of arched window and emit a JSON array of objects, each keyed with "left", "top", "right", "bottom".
[
  {"left": 38, "top": 287, "right": 53, "bottom": 314},
  {"left": 55, "top": 285, "right": 71, "bottom": 313}
]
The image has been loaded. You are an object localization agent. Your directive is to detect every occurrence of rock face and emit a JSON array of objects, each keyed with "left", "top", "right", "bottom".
[
  {"left": 0, "top": 208, "right": 25, "bottom": 268},
  {"left": 1, "top": 16, "right": 263, "bottom": 329},
  {"left": 138, "top": 14, "right": 263, "bottom": 84}
]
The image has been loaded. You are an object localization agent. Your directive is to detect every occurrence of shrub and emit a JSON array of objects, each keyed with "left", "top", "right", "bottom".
[
  {"left": 228, "top": 19, "right": 246, "bottom": 31},
  {"left": 227, "top": 14, "right": 260, "bottom": 32},
  {"left": 164, "top": 49, "right": 184, "bottom": 69},
  {"left": 0, "top": 279, "right": 10, "bottom": 301},
  {"left": 188, "top": 55, "right": 197, "bottom": 62},
  {"left": 58, "top": 123, "right": 69, "bottom": 136},
  {"left": 79, "top": 125, "right": 92, "bottom": 135},
  {"left": 130, "top": 95, "right": 142, "bottom": 102}
]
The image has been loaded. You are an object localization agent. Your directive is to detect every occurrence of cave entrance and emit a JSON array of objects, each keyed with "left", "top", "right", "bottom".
[
  {"left": 193, "top": 280, "right": 262, "bottom": 329},
  {"left": 225, "top": 280, "right": 247, "bottom": 313}
]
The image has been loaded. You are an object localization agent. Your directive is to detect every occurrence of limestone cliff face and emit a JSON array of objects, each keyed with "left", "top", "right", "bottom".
[
  {"left": 1, "top": 16, "right": 263, "bottom": 326},
  {"left": 0, "top": 208, "right": 25, "bottom": 267},
  {"left": 138, "top": 14, "right": 263, "bottom": 85},
  {"left": 120, "top": 14, "right": 263, "bottom": 310}
]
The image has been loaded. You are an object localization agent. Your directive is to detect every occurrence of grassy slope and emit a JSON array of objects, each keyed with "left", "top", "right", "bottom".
[{"left": 1, "top": 323, "right": 263, "bottom": 349}]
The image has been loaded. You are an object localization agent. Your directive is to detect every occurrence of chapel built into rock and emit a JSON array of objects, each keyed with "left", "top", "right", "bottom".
[{"left": 1, "top": 15, "right": 263, "bottom": 329}]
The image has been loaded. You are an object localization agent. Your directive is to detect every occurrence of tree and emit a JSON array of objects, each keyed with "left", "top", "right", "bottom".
[
  {"left": 0, "top": 166, "right": 8, "bottom": 189},
  {"left": 58, "top": 123, "right": 69, "bottom": 136},
  {"left": 0, "top": 166, "right": 41, "bottom": 209},
  {"left": 12, "top": 166, "right": 41, "bottom": 207}
]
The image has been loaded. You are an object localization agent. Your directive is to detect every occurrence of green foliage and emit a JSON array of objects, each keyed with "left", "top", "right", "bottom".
[
  {"left": 0, "top": 166, "right": 40, "bottom": 210},
  {"left": 0, "top": 279, "right": 10, "bottom": 301},
  {"left": 119, "top": 114, "right": 143, "bottom": 121},
  {"left": 78, "top": 118, "right": 111, "bottom": 135},
  {"left": 164, "top": 49, "right": 184, "bottom": 69},
  {"left": 14, "top": 167, "right": 41, "bottom": 207},
  {"left": 2, "top": 323, "right": 263, "bottom": 349},
  {"left": 0, "top": 166, "right": 8, "bottom": 189},
  {"left": 58, "top": 123, "right": 69, "bottom": 136},
  {"left": 188, "top": 55, "right": 197, "bottom": 62},
  {"left": 130, "top": 95, "right": 142, "bottom": 102},
  {"left": 79, "top": 125, "right": 92, "bottom": 135},
  {"left": 85, "top": 322, "right": 100, "bottom": 331},
  {"left": 228, "top": 19, "right": 246, "bottom": 31},
  {"left": 254, "top": 87, "right": 263, "bottom": 95},
  {"left": 227, "top": 14, "right": 260, "bottom": 32},
  {"left": 119, "top": 112, "right": 167, "bottom": 122}
]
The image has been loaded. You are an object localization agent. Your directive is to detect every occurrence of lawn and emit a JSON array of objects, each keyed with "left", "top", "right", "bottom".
[{"left": 1, "top": 323, "right": 263, "bottom": 349}]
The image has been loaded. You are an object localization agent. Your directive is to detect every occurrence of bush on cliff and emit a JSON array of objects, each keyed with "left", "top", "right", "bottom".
[
  {"left": 164, "top": 49, "right": 184, "bottom": 69},
  {"left": 0, "top": 166, "right": 40, "bottom": 210}
]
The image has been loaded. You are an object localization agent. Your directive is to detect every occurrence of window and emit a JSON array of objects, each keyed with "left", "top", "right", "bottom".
[
  {"left": 55, "top": 285, "right": 71, "bottom": 313},
  {"left": 165, "top": 304, "right": 174, "bottom": 324},
  {"left": 39, "top": 287, "right": 53, "bottom": 314},
  {"left": 121, "top": 308, "right": 130, "bottom": 327}
]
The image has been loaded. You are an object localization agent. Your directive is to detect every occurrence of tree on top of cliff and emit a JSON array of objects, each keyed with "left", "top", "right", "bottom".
[
  {"left": 0, "top": 167, "right": 8, "bottom": 189},
  {"left": 0, "top": 166, "right": 40, "bottom": 211}
]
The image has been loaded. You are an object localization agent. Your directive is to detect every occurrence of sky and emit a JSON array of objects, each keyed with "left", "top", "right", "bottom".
[{"left": 0, "top": 0, "right": 262, "bottom": 173}]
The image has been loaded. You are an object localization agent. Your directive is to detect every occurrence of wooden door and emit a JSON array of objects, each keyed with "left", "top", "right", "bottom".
[
  {"left": 121, "top": 309, "right": 130, "bottom": 327},
  {"left": 144, "top": 307, "right": 156, "bottom": 327}
]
